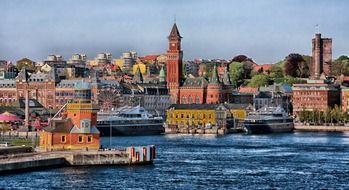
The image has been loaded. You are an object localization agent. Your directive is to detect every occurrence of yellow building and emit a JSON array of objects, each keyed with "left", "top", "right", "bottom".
[
  {"left": 132, "top": 63, "right": 147, "bottom": 74},
  {"left": 166, "top": 104, "right": 252, "bottom": 129}
]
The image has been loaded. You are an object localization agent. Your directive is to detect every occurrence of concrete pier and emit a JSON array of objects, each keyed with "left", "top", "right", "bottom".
[{"left": 0, "top": 145, "right": 155, "bottom": 174}]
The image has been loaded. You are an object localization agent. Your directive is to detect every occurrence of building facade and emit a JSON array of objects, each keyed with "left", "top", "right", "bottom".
[
  {"left": 292, "top": 83, "right": 340, "bottom": 113},
  {"left": 166, "top": 103, "right": 251, "bottom": 129}
]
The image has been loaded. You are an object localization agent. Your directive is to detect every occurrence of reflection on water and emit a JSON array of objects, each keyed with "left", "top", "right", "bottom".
[{"left": 1, "top": 132, "right": 349, "bottom": 189}]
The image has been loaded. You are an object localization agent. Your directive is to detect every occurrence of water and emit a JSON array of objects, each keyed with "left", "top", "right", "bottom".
[{"left": 1, "top": 132, "right": 349, "bottom": 189}]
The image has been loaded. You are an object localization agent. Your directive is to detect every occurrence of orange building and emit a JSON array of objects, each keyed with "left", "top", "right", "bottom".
[{"left": 40, "top": 80, "right": 100, "bottom": 151}]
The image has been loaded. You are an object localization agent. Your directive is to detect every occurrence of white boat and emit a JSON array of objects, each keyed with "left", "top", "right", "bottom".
[
  {"left": 97, "top": 105, "right": 164, "bottom": 136},
  {"left": 243, "top": 106, "right": 294, "bottom": 134}
]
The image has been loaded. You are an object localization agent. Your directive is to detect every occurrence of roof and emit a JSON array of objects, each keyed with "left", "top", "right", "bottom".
[
  {"left": 56, "top": 79, "right": 82, "bottom": 88},
  {"left": 182, "top": 77, "right": 208, "bottom": 87},
  {"left": 44, "top": 118, "right": 74, "bottom": 133},
  {"left": 169, "top": 23, "right": 182, "bottom": 39},
  {"left": 144, "top": 55, "right": 159, "bottom": 61},
  {"left": 255, "top": 91, "right": 273, "bottom": 99},
  {"left": 12, "top": 98, "right": 45, "bottom": 109},
  {"left": 253, "top": 64, "right": 272, "bottom": 72},
  {"left": 168, "top": 103, "right": 250, "bottom": 110},
  {"left": 259, "top": 84, "right": 292, "bottom": 94},
  {"left": 209, "top": 65, "right": 220, "bottom": 84},
  {"left": 16, "top": 68, "right": 30, "bottom": 81},
  {"left": 0, "top": 79, "right": 16, "bottom": 88},
  {"left": 74, "top": 80, "right": 91, "bottom": 90},
  {"left": 238, "top": 87, "right": 258, "bottom": 93}
]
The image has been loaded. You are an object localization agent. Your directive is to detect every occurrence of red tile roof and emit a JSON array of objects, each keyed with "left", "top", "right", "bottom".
[
  {"left": 144, "top": 55, "right": 159, "bottom": 61},
  {"left": 253, "top": 64, "right": 273, "bottom": 72},
  {"left": 238, "top": 87, "right": 258, "bottom": 93}
]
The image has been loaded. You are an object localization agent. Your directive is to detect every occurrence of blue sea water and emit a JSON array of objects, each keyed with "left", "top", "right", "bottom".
[{"left": 1, "top": 132, "right": 349, "bottom": 189}]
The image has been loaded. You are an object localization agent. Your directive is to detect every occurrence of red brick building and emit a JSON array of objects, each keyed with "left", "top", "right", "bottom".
[
  {"left": 16, "top": 68, "right": 57, "bottom": 109},
  {"left": 292, "top": 83, "right": 340, "bottom": 113},
  {"left": 166, "top": 23, "right": 232, "bottom": 104}
]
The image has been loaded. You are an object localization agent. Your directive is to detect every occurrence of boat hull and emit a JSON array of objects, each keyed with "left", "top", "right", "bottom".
[
  {"left": 97, "top": 124, "right": 164, "bottom": 136},
  {"left": 244, "top": 122, "right": 294, "bottom": 134}
]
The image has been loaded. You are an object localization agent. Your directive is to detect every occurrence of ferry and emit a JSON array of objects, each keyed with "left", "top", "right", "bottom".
[
  {"left": 97, "top": 105, "right": 164, "bottom": 136},
  {"left": 243, "top": 106, "right": 294, "bottom": 134}
]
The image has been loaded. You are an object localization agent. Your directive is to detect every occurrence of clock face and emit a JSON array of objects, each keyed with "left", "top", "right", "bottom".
[{"left": 171, "top": 43, "right": 175, "bottom": 47}]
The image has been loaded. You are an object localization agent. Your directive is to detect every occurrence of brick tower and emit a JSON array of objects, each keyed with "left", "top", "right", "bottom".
[
  {"left": 206, "top": 65, "right": 223, "bottom": 104},
  {"left": 166, "top": 23, "right": 183, "bottom": 103},
  {"left": 311, "top": 33, "right": 332, "bottom": 79}
]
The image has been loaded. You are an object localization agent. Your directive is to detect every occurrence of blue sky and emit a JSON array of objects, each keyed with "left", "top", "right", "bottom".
[{"left": 0, "top": 0, "right": 348, "bottom": 63}]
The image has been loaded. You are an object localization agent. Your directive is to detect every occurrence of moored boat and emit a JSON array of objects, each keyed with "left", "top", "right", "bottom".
[
  {"left": 243, "top": 106, "right": 294, "bottom": 134},
  {"left": 97, "top": 105, "right": 164, "bottom": 136}
]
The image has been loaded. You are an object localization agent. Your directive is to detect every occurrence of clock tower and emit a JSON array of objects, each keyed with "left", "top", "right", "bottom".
[{"left": 166, "top": 23, "right": 183, "bottom": 103}]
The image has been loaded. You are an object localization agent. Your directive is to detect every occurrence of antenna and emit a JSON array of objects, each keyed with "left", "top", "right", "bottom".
[{"left": 315, "top": 24, "right": 320, "bottom": 33}]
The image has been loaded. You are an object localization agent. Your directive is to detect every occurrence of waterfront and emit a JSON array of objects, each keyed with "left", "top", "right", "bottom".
[{"left": 1, "top": 132, "right": 349, "bottom": 189}]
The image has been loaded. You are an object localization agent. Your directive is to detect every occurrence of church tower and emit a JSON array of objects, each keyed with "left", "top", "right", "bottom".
[{"left": 166, "top": 23, "right": 183, "bottom": 103}]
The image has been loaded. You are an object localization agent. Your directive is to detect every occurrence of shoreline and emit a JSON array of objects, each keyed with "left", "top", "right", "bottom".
[{"left": 294, "top": 125, "right": 349, "bottom": 132}]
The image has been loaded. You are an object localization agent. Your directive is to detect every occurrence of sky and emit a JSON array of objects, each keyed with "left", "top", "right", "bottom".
[{"left": 0, "top": 0, "right": 349, "bottom": 64}]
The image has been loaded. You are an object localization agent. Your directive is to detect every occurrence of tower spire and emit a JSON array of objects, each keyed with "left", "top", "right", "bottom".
[
  {"left": 134, "top": 65, "right": 143, "bottom": 83},
  {"left": 209, "top": 64, "right": 220, "bottom": 84}
]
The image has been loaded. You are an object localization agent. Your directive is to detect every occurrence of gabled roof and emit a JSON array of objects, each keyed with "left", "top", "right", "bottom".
[{"left": 16, "top": 68, "right": 30, "bottom": 81}]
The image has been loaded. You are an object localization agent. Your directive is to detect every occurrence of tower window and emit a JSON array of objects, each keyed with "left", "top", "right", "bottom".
[{"left": 78, "top": 136, "right": 83, "bottom": 143}]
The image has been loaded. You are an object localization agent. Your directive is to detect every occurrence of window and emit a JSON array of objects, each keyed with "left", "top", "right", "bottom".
[
  {"left": 78, "top": 136, "right": 83, "bottom": 143},
  {"left": 87, "top": 135, "right": 93, "bottom": 143},
  {"left": 61, "top": 135, "right": 66, "bottom": 143}
]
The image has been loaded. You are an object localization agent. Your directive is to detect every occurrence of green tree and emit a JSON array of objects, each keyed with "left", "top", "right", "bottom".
[
  {"left": 269, "top": 64, "right": 284, "bottom": 79},
  {"left": 284, "top": 53, "right": 309, "bottom": 78},
  {"left": 248, "top": 74, "right": 270, "bottom": 88},
  {"left": 331, "top": 55, "right": 349, "bottom": 76},
  {"left": 274, "top": 76, "right": 306, "bottom": 85},
  {"left": 229, "top": 62, "right": 244, "bottom": 88},
  {"left": 242, "top": 61, "right": 254, "bottom": 79}
]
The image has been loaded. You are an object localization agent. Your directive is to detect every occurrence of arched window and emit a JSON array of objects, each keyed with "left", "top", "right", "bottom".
[
  {"left": 188, "top": 96, "right": 192, "bottom": 104},
  {"left": 182, "top": 97, "right": 187, "bottom": 104},
  {"left": 195, "top": 96, "right": 200, "bottom": 104}
]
